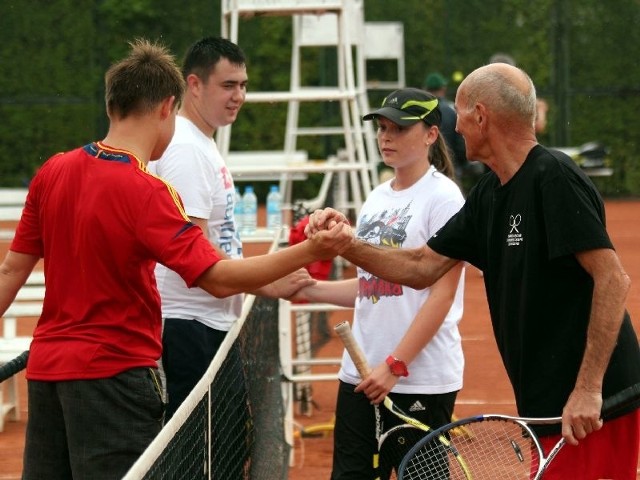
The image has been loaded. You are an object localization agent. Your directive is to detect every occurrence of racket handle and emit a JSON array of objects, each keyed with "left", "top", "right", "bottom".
[
  {"left": 334, "top": 321, "right": 371, "bottom": 379},
  {"left": 0, "top": 350, "right": 29, "bottom": 383},
  {"left": 602, "top": 382, "right": 640, "bottom": 419}
]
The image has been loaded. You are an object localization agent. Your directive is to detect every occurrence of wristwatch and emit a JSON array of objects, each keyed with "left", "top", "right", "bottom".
[{"left": 385, "top": 355, "right": 409, "bottom": 377}]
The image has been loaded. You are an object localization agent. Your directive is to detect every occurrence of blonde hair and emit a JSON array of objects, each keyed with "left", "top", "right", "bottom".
[{"left": 429, "top": 128, "right": 456, "bottom": 180}]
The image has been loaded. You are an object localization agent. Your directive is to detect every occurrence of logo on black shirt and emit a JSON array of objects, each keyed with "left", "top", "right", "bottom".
[{"left": 507, "top": 214, "right": 523, "bottom": 246}]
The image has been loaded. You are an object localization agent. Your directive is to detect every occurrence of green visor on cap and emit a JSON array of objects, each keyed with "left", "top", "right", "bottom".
[{"left": 363, "top": 87, "right": 442, "bottom": 127}]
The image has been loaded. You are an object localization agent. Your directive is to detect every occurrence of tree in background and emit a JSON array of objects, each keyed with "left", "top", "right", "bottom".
[{"left": 0, "top": 0, "right": 638, "bottom": 196}]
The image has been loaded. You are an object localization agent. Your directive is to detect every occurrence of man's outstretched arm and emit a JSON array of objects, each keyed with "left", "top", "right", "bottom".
[
  {"left": 306, "top": 208, "right": 459, "bottom": 290},
  {"left": 197, "top": 221, "right": 353, "bottom": 298}
]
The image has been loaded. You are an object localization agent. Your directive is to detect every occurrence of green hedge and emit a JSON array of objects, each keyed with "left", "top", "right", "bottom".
[{"left": 1, "top": 0, "right": 638, "bottom": 199}]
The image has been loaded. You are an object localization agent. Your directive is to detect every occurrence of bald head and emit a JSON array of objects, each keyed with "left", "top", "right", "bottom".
[{"left": 458, "top": 63, "right": 537, "bottom": 129}]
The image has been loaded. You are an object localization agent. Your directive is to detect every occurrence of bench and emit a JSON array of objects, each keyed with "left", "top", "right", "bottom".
[
  {"left": 225, "top": 150, "right": 309, "bottom": 182},
  {"left": 0, "top": 188, "right": 28, "bottom": 241},
  {"left": 0, "top": 270, "right": 44, "bottom": 431}
]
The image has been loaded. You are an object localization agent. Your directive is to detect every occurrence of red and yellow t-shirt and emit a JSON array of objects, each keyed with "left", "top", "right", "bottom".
[{"left": 11, "top": 142, "right": 221, "bottom": 381}]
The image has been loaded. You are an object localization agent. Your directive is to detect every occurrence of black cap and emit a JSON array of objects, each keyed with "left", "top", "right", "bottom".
[{"left": 363, "top": 88, "right": 442, "bottom": 127}]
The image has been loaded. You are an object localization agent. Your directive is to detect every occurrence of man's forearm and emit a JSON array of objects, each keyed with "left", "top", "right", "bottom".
[
  {"left": 574, "top": 270, "right": 630, "bottom": 392},
  {"left": 198, "top": 224, "right": 352, "bottom": 298},
  {"left": 199, "top": 241, "right": 320, "bottom": 298},
  {"left": 341, "top": 240, "right": 452, "bottom": 290},
  {"left": 572, "top": 249, "right": 631, "bottom": 393}
]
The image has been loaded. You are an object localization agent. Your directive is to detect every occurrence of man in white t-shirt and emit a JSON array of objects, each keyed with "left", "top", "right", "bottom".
[{"left": 149, "top": 38, "right": 313, "bottom": 476}]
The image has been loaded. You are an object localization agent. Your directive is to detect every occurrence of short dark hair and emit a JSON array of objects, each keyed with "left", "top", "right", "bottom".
[
  {"left": 105, "top": 38, "right": 184, "bottom": 119},
  {"left": 181, "top": 36, "right": 246, "bottom": 81}
]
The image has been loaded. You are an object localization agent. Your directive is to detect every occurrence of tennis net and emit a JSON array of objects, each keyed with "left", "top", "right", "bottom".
[{"left": 123, "top": 294, "right": 288, "bottom": 480}]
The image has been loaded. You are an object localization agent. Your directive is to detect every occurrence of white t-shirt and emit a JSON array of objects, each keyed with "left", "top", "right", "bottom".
[
  {"left": 149, "top": 116, "right": 243, "bottom": 330},
  {"left": 338, "top": 166, "right": 466, "bottom": 394}
]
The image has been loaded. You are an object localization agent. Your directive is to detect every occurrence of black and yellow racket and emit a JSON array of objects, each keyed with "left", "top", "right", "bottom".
[
  {"left": 334, "top": 321, "right": 471, "bottom": 479},
  {"left": 398, "top": 382, "right": 640, "bottom": 479}
]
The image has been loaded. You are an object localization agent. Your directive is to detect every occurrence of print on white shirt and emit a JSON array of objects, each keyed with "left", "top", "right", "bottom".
[{"left": 356, "top": 201, "right": 413, "bottom": 303}]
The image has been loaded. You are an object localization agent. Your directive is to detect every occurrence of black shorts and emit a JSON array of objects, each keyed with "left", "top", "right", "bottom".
[
  {"left": 331, "top": 380, "right": 458, "bottom": 480},
  {"left": 23, "top": 368, "right": 164, "bottom": 480},
  {"left": 161, "top": 318, "right": 228, "bottom": 419}
]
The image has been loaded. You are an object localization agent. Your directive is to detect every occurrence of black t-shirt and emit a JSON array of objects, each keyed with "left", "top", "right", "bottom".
[{"left": 429, "top": 145, "right": 640, "bottom": 421}]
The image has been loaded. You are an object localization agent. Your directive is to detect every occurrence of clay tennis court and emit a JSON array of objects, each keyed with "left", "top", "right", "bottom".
[
  {"left": 0, "top": 200, "right": 638, "bottom": 479},
  {"left": 287, "top": 199, "right": 640, "bottom": 480}
]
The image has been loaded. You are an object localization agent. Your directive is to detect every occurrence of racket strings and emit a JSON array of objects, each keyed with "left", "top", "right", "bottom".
[
  {"left": 401, "top": 420, "right": 541, "bottom": 480},
  {"left": 378, "top": 425, "right": 425, "bottom": 480}
]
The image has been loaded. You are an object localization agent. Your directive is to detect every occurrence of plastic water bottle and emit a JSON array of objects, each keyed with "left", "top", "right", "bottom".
[
  {"left": 234, "top": 186, "right": 244, "bottom": 234},
  {"left": 242, "top": 185, "right": 257, "bottom": 235},
  {"left": 266, "top": 185, "right": 282, "bottom": 232}
]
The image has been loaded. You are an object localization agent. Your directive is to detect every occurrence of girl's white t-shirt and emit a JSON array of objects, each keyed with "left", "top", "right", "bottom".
[{"left": 338, "top": 166, "right": 466, "bottom": 394}]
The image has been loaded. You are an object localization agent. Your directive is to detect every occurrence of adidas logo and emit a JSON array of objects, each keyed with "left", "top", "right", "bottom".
[{"left": 408, "top": 400, "right": 426, "bottom": 412}]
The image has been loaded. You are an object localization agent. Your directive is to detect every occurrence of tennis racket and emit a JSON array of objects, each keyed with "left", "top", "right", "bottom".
[
  {"left": 334, "top": 321, "right": 470, "bottom": 480},
  {"left": 0, "top": 350, "right": 29, "bottom": 383},
  {"left": 398, "top": 382, "right": 640, "bottom": 480}
]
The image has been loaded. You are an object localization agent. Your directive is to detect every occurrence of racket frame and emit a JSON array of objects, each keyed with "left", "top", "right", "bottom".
[
  {"left": 0, "top": 350, "right": 29, "bottom": 383},
  {"left": 399, "top": 381, "right": 640, "bottom": 480},
  {"left": 398, "top": 413, "right": 561, "bottom": 479}
]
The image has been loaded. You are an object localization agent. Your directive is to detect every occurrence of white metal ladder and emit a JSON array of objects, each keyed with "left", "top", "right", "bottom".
[{"left": 219, "top": 0, "right": 376, "bottom": 219}]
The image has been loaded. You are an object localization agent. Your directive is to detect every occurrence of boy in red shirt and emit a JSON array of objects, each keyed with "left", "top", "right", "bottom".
[{"left": 0, "top": 38, "right": 351, "bottom": 480}]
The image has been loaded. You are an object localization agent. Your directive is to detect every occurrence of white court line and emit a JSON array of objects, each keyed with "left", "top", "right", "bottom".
[{"left": 456, "top": 399, "right": 515, "bottom": 405}]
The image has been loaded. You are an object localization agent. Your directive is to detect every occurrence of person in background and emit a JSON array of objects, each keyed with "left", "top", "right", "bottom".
[
  {"left": 535, "top": 97, "right": 549, "bottom": 134},
  {"left": 307, "top": 62, "right": 640, "bottom": 480},
  {"left": 488, "top": 52, "right": 516, "bottom": 66},
  {"left": 293, "top": 88, "right": 466, "bottom": 479},
  {"left": 148, "top": 36, "right": 315, "bottom": 477},
  {"left": 150, "top": 35, "right": 312, "bottom": 422},
  {"left": 0, "top": 38, "right": 351, "bottom": 480},
  {"left": 423, "top": 72, "right": 468, "bottom": 182}
]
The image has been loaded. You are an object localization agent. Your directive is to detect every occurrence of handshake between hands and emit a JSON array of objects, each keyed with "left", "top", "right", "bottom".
[
  {"left": 252, "top": 207, "right": 355, "bottom": 302},
  {"left": 305, "top": 208, "right": 352, "bottom": 238},
  {"left": 280, "top": 208, "right": 354, "bottom": 304},
  {"left": 305, "top": 208, "right": 354, "bottom": 260}
]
